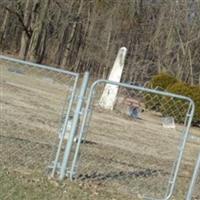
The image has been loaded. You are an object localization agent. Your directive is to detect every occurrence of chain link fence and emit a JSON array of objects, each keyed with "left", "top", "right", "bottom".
[
  {"left": 1, "top": 57, "right": 199, "bottom": 199},
  {"left": 0, "top": 56, "right": 79, "bottom": 199},
  {"left": 68, "top": 80, "right": 197, "bottom": 199}
]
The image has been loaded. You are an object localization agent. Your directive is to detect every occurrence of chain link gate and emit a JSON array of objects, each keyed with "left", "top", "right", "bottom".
[
  {"left": 1, "top": 57, "right": 198, "bottom": 199},
  {"left": 66, "top": 79, "right": 195, "bottom": 200},
  {"left": 0, "top": 55, "right": 79, "bottom": 199},
  {"left": 51, "top": 72, "right": 90, "bottom": 180}
]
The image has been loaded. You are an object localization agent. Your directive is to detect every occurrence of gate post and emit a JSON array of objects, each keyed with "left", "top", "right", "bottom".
[
  {"left": 186, "top": 152, "right": 200, "bottom": 200},
  {"left": 59, "top": 72, "right": 89, "bottom": 181}
]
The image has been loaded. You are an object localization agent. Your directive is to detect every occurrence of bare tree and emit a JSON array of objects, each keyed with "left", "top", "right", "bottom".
[
  {"left": 19, "top": 0, "right": 33, "bottom": 59},
  {"left": 27, "top": 0, "right": 50, "bottom": 62},
  {"left": 0, "top": 0, "right": 199, "bottom": 85}
]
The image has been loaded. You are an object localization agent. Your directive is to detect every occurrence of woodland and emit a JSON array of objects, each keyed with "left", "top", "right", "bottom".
[{"left": 0, "top": 0, "right": 200, "bottom": 84}]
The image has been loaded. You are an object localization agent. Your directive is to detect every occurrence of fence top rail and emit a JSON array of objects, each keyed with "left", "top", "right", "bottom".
[
  {"left": 0, "top": 55, "right": 78, "bottom": 77},
  {"left": 90, "top": 79, "right": 195, "bottom": 111}
]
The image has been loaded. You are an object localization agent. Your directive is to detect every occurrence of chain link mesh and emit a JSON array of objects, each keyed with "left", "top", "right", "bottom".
[
  {"left": 72, "top": 83, "right": 199, "bottom": 199},
  {"left": 0, "top": 58, "right": 79, "bottom": 199},
  {"left": 1, "top": 60, "right": 199, "bottom": 199}
]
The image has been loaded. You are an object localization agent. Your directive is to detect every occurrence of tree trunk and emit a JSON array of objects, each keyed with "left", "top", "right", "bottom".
[
  {"left": 54, "top": 1, "right": 74, "bottom": 65},
  {"left": 103, "top": 17, "right": 112, "bottom": 79},
  {"left": 27, "top": 0, "right": 50, "bottom": 62},
  {"left": 19, "top": 0, "right": 33, "bottom": 59},
  {"left": 0, "top": 8, "right": 10, "bottom": 47},
  {"left": 188, "top": 48, "right": 194, "bottom": 85},
  {"left": 74, "top": 2, "right": 92, "bottom": 71},
  {"left": 55, "top": 26, "right": 69, "bottom": 65},
  {"left": 61, "top": 0, "right": 84, "bottom": 67}
]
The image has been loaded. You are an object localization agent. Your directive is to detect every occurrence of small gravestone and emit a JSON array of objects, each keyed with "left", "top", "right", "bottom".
[
  {"left": 128, "top": 106, "right": 140, "bottom": 119},
  {"left": 161, "top": 117, "right": 176, "bottom": 129},
  {"left": 126, "top": 98, "right": 141, "bottom": 119}
]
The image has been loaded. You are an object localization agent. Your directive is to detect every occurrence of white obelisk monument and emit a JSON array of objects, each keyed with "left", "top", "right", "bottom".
[{"left": 99, "top": 47, "right": 127, "bottom": 110}]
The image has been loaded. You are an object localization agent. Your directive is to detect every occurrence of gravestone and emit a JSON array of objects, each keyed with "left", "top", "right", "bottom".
[
  {"left": 161, "top": 117, "right": 176, "bottom": 129},
  {"left": 99, "top": 47, "right": 127, "bottom": 110}
]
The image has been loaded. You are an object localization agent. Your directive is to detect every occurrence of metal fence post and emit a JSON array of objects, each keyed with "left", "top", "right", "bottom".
[
  {"left": 186, "top": 152, "right": 200, "bottom": 200},
  {"left": 59, "top": 72, "right": 89, "bottom": 180}
]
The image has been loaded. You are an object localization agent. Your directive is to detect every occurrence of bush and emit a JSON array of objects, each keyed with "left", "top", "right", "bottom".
[
  {"left": 144, "top": 73, "right": 178, "bottom": 111},
  {"left": 167, "top": 83, "right": 200, "bottom": 124},
  {"left": 145, "top": 74, "right": 200, "bottom": 125},
  {"left": 160, "top": 83, "right": 191, "bottom": 123},
  {"left": 149, "top": 73, "right": 178, "bottom": 89}
]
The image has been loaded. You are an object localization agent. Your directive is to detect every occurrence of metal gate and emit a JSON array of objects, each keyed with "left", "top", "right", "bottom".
[
  {"left": 0, "top": 55, "right": 79, "bottom": 196},
  {"left": 1, "top": 59, "right": 198, "bottom": 199},
  {"left": 65, "top": 79, "right": 195, "bottom": 200}
]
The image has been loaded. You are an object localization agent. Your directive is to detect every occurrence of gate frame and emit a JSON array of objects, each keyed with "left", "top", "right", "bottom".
[
  {"left": 59, "top": 72, "right": 90, "bottom": 180},
  {"left": 0, "top": 55, "right": 80, "bottom": 178},
  {"left": 2, "top": 55, "right": 197, "bottom": 198},
  {"left": 70, "top": 79, "right": 195, "bottom": 200},
  {"left": 186, "top": 152, "right": 200, "bottom": 200},
  {"left": 50, "top": 72, "right": 79, "bottom": 178}
]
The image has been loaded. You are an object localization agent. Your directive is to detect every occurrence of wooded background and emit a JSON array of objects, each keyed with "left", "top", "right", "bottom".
[{"left": 0, "top": 0, "right": 200, "bottom": 85}]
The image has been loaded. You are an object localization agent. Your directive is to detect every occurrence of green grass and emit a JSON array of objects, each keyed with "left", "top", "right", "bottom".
[{"left": 0, "top": 168, "right": 134, "bottom": 200}]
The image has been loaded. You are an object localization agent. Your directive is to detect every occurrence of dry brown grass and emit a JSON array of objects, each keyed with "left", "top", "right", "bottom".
[{"left": 0, "top": 62, "right": 199, "bottom": 200}]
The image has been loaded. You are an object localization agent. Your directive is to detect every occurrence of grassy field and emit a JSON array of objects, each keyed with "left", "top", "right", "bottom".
[{"left": 0, "top": 61, "right": 200, "bottom": 200}]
